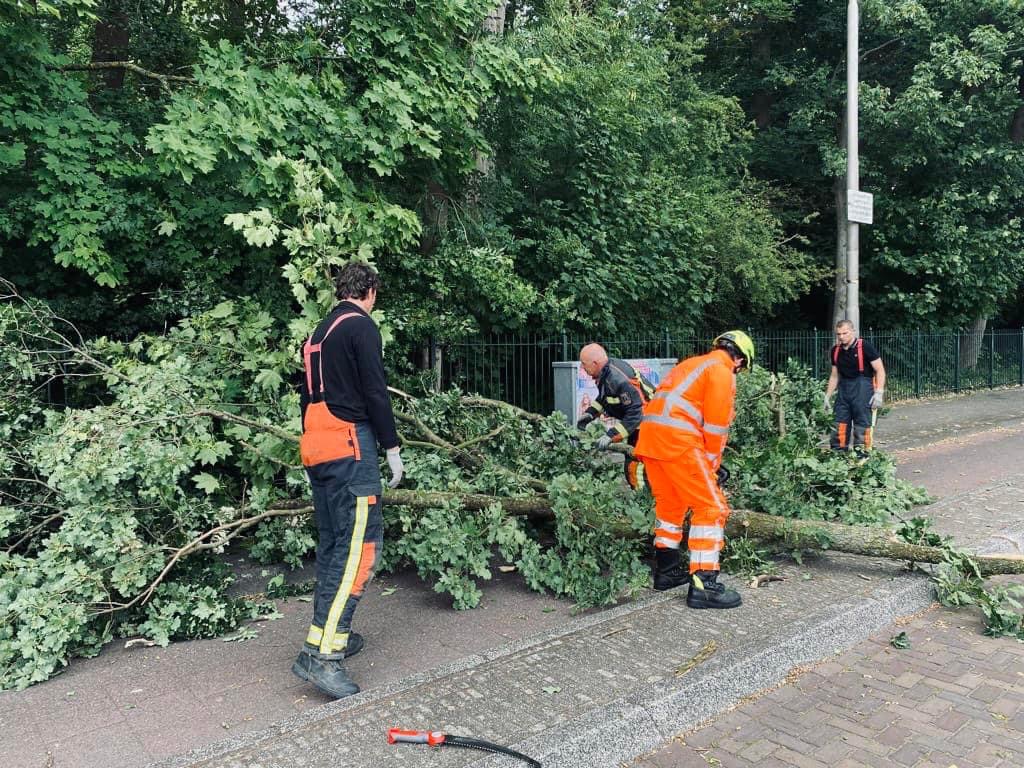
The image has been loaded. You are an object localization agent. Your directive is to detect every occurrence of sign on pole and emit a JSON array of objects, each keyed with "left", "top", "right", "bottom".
[{"left": 847, "top": 190, "right": 874, "bottom": 225}]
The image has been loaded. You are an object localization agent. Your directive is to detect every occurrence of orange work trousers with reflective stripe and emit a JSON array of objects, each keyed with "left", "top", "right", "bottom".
[{"left": 642, "top": 448, "right": 731, "bottom": 574}]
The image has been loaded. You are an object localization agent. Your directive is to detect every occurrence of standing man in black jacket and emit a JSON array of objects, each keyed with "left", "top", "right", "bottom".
[
  {"left": 292, "top": 262, "right": 404, "bottom": 699},
  {"left": 577, "top": 343, "right": 655, "bottom": 489}
]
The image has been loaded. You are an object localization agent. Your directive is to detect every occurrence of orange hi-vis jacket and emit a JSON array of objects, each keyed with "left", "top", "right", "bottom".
[{"left": 634, "top": 349, "right": 736, "bottom": 469}]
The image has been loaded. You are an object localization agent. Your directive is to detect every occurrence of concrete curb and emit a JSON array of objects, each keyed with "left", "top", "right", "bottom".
[
  {"left": 146, "top": 589, "right": 683, "bottom": 768},
  {"left": 149, "top": 566, "right": 937, "bottom": 768},
  {"left": 472, "top": 576, "right": 935, "bottom": 767}
]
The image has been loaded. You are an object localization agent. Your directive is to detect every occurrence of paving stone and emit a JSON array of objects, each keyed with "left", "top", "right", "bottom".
[
  {"left": 875, "top": 724, "right": 911, "bottom": 748},
  {"left": 934, "top": 709, "right": 970, "bottom": 731}
]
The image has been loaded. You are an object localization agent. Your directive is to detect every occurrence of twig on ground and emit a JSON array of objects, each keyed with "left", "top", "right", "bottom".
[{"left": 674, "top": 640, "right": 717, "bottom": 677}]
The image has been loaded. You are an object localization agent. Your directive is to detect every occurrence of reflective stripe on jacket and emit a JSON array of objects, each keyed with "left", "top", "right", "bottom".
[
  {"left": 582, "top": 357, "right": 656, "bottom": 440},
  {"left": 633, "top": 349, "right": 736, "bottom": 465}
]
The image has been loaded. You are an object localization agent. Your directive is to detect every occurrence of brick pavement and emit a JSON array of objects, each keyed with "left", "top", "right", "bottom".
[{"left": 634, "top": 602, "right": 1024, "bottom": 768}]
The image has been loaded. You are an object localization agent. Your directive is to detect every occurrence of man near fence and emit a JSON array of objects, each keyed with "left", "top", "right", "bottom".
[
  {"left": 824, "top": 320, "right": 886, "bottom": 453},
  {"left": 577, "top": 343, "right": 655, "bottom": 489},
  {"left": 634, "top": 331, "right": 754, "bottom": 609},
  {"left": 293, "top": 262, "right": 404, "bottom": 699}
]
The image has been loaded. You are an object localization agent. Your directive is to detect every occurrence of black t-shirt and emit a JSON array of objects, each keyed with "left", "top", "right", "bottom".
[
  {"left": 300, "top": 301, "right": 399, "bottom": 450},
  {"left": 829, "top": 338, "right": 880, "bottom": 380}
]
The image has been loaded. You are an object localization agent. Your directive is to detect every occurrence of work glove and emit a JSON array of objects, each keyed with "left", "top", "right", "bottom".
[
  {"left": 823, "top": 391, "right": 832, "bottom": 411},
  {"left": 576, "top": 414, "right": 594, "bottom": 430},
  {"left": 386, "top": 447, "right": 404, "bottom": 489},
  {"left": 869, "top": 389, "right": 884, "bottom": 409},
  {"left": 596, "top": 435, "right": 612, "bottom": 451},
  {"left": 716, "top": 466, "right": 731, "bottom": 488}
]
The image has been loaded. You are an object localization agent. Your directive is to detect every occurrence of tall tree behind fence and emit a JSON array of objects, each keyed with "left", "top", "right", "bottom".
[{"left": 439, "top": 329, "right": 1024, "bottom": 415}]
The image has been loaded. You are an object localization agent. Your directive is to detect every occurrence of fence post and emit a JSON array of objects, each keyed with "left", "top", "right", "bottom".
[
  {"left": 664, "top": 328, "right": 671, "bottom": 359},
  {"left": 914, "top": 330, "right": 922, "bottom": 398},
  {"left": 989, "top": 330, "right": 995, "bottom": 389},
  {"left": 814, "top": 328, "right": 820, "bottom": 379},
  {"left": 954, "top": 332, "right": 961, "bottom": 393},
  {"left": 430, "top": 337, "right": 442, "bottom": 393},
  {"left": 1020, "top": 327, "right": 1023, "bottom": 388},
  {"left": 561, "top": 330, "right": 568, "bottom": 362}
]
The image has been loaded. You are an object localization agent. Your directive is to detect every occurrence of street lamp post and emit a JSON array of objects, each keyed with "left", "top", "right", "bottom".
[{"left": 845, "top": 0, "right": 860, "bottom": 330}]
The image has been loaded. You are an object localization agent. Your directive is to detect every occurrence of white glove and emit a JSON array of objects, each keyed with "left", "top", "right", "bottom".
[
  {"left": 823, "top": 391, "right": 832, "bottom": 410},
  {"left": 386, "top": 447, "right": 404, "bottom": 488},
  {"left": 596, "top": 435, "right": 612, "bottom": 451},
  {"left": 869, "top": 389, "right": 884, "bottom": 409}
]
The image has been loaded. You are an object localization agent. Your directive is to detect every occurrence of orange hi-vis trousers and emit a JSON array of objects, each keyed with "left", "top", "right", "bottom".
[{"left": 643, "top": 449, "right": 730, "bottom": 574}]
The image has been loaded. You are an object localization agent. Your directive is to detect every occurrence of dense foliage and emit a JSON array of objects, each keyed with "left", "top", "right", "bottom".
[
  {"left": 698, "top": 0, "right": 1024, "bottom": 326},
  {"left": 2, "top": 293, "right": 930, "bottom": 689}
]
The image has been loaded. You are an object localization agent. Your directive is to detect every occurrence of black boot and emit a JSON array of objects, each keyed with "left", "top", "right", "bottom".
[
  {"left": 653, "top": 548, "right": 690, "bottom": 591},
  {"left": 686, "top": 570, "right": 741, "bottom": 609},
  {"left": 303, "top": 631, "right": 364, "bottom": 659},
  {"left": 343, "top": 631, "right": 364, "bottom": 658},
  {"left": 292, "top": 648, "right": 360, "bottom": 698}
]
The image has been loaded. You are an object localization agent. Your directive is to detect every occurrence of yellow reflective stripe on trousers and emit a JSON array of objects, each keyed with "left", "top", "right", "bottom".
[
  {"left": 320, "top": 495, "right": 369, "bottom": 655},
  {"left": 307, "top": 625, "right": 348, "bottom": 652}
]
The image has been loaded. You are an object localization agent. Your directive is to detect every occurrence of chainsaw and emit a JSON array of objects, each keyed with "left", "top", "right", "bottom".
[{"left": 388, "top": 728, "right": 542, "bottom": 767}]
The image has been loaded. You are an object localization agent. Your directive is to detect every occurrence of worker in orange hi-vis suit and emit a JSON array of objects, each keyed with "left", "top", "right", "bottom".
[{"left": 634, "top": 331, "right": 755, "bottom": 609}]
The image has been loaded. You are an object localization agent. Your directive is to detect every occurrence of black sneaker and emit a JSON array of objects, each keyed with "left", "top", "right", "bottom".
[
  {"left": 686, "top": 571, "right": 741, "bottom": 609},
  {"left": 292, "top": 648, "right": 360, "bottom": 698},
  {"left": 653, "top": 548, "right": 690, "bottom": 591}
]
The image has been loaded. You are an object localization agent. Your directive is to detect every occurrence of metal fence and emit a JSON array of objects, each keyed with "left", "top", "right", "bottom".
[{"left": 439, "top": 328, "right": 1024, "bottom": 414}]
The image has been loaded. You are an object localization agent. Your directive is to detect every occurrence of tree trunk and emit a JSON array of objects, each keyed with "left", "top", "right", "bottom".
[
  {"left": 384, "top": 488, "right": 552, "bottom": 519},
  {"left": 473, "top": 2, "right": 506, "bottom": 178},
  {"left": 724, "top": 509, "right": 1024, "bottom": 576},
  {"left": 481, "top": 1, "right": 507, "bottom": 35},
  {"left": 751, "top": 32, "right": 773, "bottom": 130},
  {"left": 1009, "top": 69, "right": 1024, "bottom": 144},
  {"left": 90, "top": 0, "right": 130, "bottom": 91},
  {"left": 959, "top": 315, "right": 987, "bottom": 371},
  {"left": 377, "top": 489, "right": 1024, "bottom": 576}
]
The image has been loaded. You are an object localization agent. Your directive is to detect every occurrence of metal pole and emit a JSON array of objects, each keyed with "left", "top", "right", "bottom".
[
  {"left": 989, "top": 330, "right": 995, "bottom": 388},
  {"left": 845, "top": 0, "right": 860, "bottom": 330},
  {"left": 954, "top": 332, "right": 960, "bottom": 393},
  {"left": 814, "top": 328, "right": 821, "bottom": 379},
  {"left": 914, "top": 330, "right": 922, "bottom": 398}
]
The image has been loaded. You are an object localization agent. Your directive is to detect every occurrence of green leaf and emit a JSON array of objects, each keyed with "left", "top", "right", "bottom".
[
  {"left": 193, "top": 473, "right": 220, "bottom": 494},
  {"left": 0, "top": 143, "right": 26, "bottom": 167},
  {"left": 208, "top": 301, "right": 235, "bottom": 320},
  {"left": 254, "top": 368, "right": 283, "bottom": 391},
  {"left": 890, "top": 632, "right": 911, "bottom": 650},
  {"left": 156, "top": 220, "right": 178, "bottom": 237}
]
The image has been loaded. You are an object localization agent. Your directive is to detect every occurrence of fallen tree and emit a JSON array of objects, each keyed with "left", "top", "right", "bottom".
[
  {"left": 378, "top": 491, "right": 1024, "bottom": 576},
  {"left": 3, "top": 288, "right": 1018, "bottom": 691}
]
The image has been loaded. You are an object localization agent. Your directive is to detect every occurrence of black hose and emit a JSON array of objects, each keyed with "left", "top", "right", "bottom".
[{"left": 444, "top": 735, "right": 542, "bottom": 767}]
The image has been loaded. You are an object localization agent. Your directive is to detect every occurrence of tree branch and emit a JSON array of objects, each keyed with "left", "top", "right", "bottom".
[
  {"left": 193, "top": 409, "right": 299, "bottom": 444},
  {"left": 51, "top": 61, "right": 193, "bottom": 91},
  {"left": 461, "top": 395, "right": 547, "bottom": 424}
]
